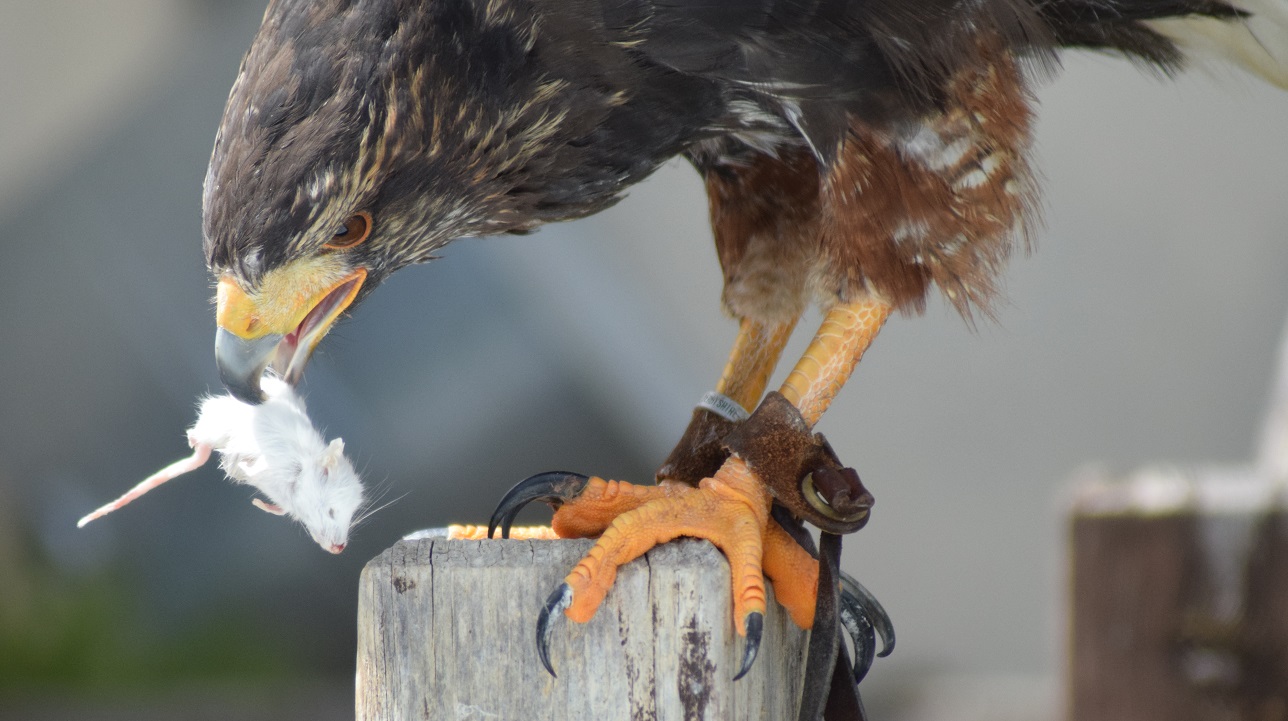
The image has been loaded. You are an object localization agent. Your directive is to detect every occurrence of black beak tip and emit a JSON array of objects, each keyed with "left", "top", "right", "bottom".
[
  {"left": 214, "top": 328, "right": 282, "bottom": 404},
  {"left": 219, "top": 365, "right": 267, "bottom": 405}
]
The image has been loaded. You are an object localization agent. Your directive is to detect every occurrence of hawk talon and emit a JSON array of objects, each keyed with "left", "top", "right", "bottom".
[
  {"left": 840, "top": 573, "right": 895, "bottom": 659},
  {"left": 536, "top": 582, "right": 573, "bottom": 678},
  {"left": 837, "top": 572, "right": 894, "bottom": 686},
  {"left": 488, "top": 471, "right": 590, "bottom": 539},
  {"left": 839, "top": 599, "right": 876, "bottom": 684},
  {"left": 733, "top": 611, "right": 764, "bottom": 681}
]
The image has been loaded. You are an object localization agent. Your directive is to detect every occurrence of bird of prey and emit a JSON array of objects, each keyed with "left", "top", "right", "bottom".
[{"left": 204, "top": 0, "right": 1286, "bottom": 711}]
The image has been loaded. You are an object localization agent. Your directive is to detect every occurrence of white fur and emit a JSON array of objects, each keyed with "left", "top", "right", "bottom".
[
  {"left": 204, "top": 377, "right": 364, "bottom": 552},
  {"left": 78, "top": 376, "right": 365, "bottom": 554}
]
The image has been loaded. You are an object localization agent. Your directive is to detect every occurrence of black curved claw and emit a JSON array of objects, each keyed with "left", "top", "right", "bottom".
[
  {"left": 839, "top": 596, "right": 877, "bottom": 684},
  {"left": 536, "top": 582, "right": 573, "bottom": 678},
  {"left": 839, "top": 572, "right": 895, "bottom": 658},
  {"left": 488, "top": 471, "right": 590, "bottom": 539},
  {"left": 733, "top": 612, "right": 764, "bottom": 681}
]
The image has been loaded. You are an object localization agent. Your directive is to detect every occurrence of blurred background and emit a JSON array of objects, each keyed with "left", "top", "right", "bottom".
[{"left": 0, "top": 1, "right": 1285, "bottom": 719}]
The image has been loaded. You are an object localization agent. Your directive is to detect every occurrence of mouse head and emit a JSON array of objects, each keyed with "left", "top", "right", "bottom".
[
  {"left": 246, "top": 416, "right": 365, "bottom": 553},
  {"left": 290, "top": 438, "right": 364, "bottom": 553}
]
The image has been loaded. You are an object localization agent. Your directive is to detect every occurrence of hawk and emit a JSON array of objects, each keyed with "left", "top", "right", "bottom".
[{"left": 203, "top": 0, "right": 1286, "bottom": 712}]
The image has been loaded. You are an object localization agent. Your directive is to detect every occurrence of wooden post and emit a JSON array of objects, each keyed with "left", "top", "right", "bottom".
[
  {"left": 356, "top": 536, "right": 808, "bottom": 721},
  {"left": 1070, "top": 317, "right": 1288, "bottom": 720},
  {"left": 1068, "top": 471, "right": 1288, "bottom": 721}
]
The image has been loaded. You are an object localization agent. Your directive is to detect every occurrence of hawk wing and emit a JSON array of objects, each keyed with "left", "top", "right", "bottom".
[{"left": 610, "top": 0, "right": 1265, "bottom": 159}]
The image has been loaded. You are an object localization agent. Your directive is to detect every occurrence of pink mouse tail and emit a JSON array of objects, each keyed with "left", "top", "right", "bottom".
[{"left": 77, "top": 444, "right": 214, "bottom": 528}]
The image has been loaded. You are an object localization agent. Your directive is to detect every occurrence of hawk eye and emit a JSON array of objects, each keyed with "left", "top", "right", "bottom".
[{"left": 324, "top": 211, "right": 372, "bottom": 250}]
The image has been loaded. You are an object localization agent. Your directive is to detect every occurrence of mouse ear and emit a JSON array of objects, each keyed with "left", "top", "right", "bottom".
[
  {"left": 324, "top": 438, "right": 345, "bottom": 467},
  {"left": 252, "top": 498, "right": 287, "bottom": 516}
]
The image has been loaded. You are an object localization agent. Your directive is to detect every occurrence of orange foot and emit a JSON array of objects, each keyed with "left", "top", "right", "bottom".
[{"left": 487, "top": 457, "right": 823, "bottom": 679}]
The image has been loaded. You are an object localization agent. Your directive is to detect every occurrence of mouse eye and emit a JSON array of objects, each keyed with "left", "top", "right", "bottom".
[
  {"left": 324, "top": 211, "right": 372, "bottom": 250},
  {"left": 328, "top": 509, "right": 336, "bottom": 519}
]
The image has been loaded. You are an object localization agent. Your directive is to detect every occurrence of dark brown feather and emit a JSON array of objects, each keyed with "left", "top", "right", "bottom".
[{"left": 203, "top": 0, "right": 1255, "bottom": 315}]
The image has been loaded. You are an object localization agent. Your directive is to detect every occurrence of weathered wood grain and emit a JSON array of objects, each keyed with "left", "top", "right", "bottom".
[{"left": 357, "top": 537, "right": 808, "bottom": 721}]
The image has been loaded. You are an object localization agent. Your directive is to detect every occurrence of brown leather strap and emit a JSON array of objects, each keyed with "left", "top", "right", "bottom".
[
  {"left": 722, "top": 392, "right": 873, "bottom": 534},
  {"left": 655, "top": 407, "right": 739, "bottom": 486},
  {"left": 773, "top": 508, "right": 869, "bottom": 721}
]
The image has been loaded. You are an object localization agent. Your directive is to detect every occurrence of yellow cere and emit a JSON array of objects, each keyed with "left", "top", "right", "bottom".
[{"left": 216, "top": 256, "right": 364, "bottom": 340}]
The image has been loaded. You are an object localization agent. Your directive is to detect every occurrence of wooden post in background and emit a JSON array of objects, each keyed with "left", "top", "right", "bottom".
[
  {"left": 1069, "top": 471, "right": 1288, "bottom": 721},
  {"left": 1070, "top": 317, "right": 1288, "bottom": 721},
  {"left": 356, "top": 536, "right": 808, "bottom": 721}
]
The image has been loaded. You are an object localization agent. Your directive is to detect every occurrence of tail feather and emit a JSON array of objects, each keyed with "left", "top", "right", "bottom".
[{"left": 1146, "top": 0, "right": 1288, "bottom": 87}]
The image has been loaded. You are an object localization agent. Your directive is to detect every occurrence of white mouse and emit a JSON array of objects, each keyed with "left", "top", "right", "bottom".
[{"left": 78, "top": 376, "right": 365, "bottom": 554}]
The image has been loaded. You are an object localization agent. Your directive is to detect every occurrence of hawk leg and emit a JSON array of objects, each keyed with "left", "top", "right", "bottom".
[
  {"left": 492, "top": 298, "right": 892, "bottom": 679},
  {"left": 657, "top": 318, "right": 796, "bottom": 485}
]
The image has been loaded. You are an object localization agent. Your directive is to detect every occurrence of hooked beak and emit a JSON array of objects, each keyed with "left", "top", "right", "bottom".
[{"left": 214, "top": 267, "right": 366, "bottom": 403}]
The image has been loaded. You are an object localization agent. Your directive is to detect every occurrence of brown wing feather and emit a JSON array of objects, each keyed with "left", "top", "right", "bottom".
[{"left": 695, "top": 39, "right": 1038, "bottom": 320}]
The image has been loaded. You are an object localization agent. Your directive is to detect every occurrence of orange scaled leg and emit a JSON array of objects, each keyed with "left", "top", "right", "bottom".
[
  {"left": 555, "top": 300, "right": 890, "bottom": 628},
  {"left": 716, "top": 317, "right": 798, "bottom": 410}
]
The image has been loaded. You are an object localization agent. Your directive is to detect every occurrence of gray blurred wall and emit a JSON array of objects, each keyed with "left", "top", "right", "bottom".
[{"left": 1, "top": 0, "right": 1286, "bottom": 713}]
